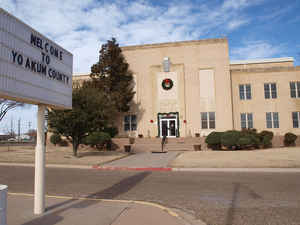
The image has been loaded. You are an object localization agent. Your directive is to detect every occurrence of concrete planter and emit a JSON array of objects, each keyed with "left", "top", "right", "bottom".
[
  {"left": 0, "top": 185, "right": 7, "bottom": 225},
  {"left": 124, "top": 145, "right": 131, "bottom": 152},
  {"left": 193, "top": 144, "right": 201, "bottom": 151}
]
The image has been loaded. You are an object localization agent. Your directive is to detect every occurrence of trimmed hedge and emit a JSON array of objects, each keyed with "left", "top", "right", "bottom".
[
  {"left": 50, "top": 133, "right": 62, "bottom": 146},
  {"left": 221, "top": 130, "right": 241, "bottom": 150},
  {"left": 284, "top": 132, "right": 297, "bottom": 147},
  {"left": 205, "top": 132, "right": 222, "bottom": 150},
  {"left": 205, "top": 129, "right": 274, "bottom": 150},
  {"left": 258, "top": 130, "right": 273, "bottom": 148},
  {"left": 84, "top": 132, "right": 111, "bottom": 150}
]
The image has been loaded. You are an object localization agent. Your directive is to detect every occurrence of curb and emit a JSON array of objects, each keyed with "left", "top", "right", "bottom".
[
  {"left": 172, "top": 168, "right": 300, "bottom": 172},
  {"left": 7, "top": 192, "right": 179, "bottom": 219},
  {"left": 1, "top": 163, "right": 300, "bottom": 173},
  {"left": 8, "top": 192, "right": 207, "bottom": 224},
  {"left": 0, "top": 162, "right": 91, "bottom": 169},
  {"left": 92, "top": 165, "right": 172, "bottom": 171}
]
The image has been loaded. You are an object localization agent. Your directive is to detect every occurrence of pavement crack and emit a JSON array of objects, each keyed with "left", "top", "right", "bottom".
[{"left": 109, "top": 205, "right": 131, "bottom": 225}]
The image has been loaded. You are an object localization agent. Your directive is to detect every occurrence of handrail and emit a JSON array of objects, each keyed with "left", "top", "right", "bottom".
[{"left": 161, "top": 135, "right": 167, "bottom": 152}]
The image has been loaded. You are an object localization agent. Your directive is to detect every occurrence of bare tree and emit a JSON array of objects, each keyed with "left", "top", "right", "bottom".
[{"left": 0, "top": 99, "right": 25, "bottom": 122}]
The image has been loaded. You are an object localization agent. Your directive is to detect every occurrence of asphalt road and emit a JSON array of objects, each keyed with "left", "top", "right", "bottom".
[{"left": 1, "top": 165, "right": 300, "bottom": 225}]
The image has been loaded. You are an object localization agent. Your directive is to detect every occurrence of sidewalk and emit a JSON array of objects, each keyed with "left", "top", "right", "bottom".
[
  {"left": 7, "top": 193, "right": 205, "bottom": 225},
  {"left": 98, "top": 152, "right": 180, "bottom": 168}
]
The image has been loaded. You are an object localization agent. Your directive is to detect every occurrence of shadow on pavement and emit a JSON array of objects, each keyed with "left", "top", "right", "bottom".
[
  {"left": 225, "top": 183, "right": 262, "bottom": 225},
  {"left": 225, "top": 183, "right": 240, "bottom": 225},
  {"left": 22, "top": 171, "right": 151, "bottom": 225}
]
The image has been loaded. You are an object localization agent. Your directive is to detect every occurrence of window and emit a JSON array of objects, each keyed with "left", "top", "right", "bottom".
[
  {"left": 201, "top": 112, "right": 215, "bottom": 129},
  {"left": 266, "top": 112, "right": 279, "bottom": 128},
  {"left": 239, "top": 84, "right": 251, "bottom": 100},
  {"left": 292, "top": 112, "right": 300, "bottom": 128},
  {"left": 290, "top": 82, "right": 300, "bottom": 98},
  {"left": 124, "top": 115, "right": 137, "bottom": 131},
  {"left": 264, "top": 83, "right": 277, "bottom": 99},
  {"left": 240, "top": 113, "right": 253, "bottom": 129}
]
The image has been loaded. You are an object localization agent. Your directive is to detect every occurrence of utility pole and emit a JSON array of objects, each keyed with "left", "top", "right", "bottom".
[
  {"left": 18, "top": 118, "right": 21, "bottom": 141},
  {"left": 10, "top": 118, "right": 13, "bottom": 136},
  {"left": 28, "top": 121, "right": 31, "bottom": 131}
]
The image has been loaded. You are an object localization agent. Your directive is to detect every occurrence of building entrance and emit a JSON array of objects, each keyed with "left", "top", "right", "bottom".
[{"left": 158, "top": 112, "right": 179, "bottom": 137}]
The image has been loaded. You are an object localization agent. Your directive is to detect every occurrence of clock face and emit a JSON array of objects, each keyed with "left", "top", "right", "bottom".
[{"left": 162, "top": 78, "right": 173, "bottom": 90}]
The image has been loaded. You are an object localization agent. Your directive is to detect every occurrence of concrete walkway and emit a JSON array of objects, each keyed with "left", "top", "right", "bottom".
[
  {"left": 7, "top": 193, "right": 205, "bottom": 225},
  {"left": 101, "top": 152, "right": 180, "bottom": 168}
]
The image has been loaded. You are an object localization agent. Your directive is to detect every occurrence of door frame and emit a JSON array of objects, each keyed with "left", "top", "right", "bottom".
[
  {"left": 157, "top": 112, "right": 179, "bottom": 137},
  {"left": 159, "top": 118, "right": 177, "bottom": 138}
]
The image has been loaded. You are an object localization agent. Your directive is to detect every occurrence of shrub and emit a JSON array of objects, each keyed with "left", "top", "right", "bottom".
[
  {"left": 50, "top": 133, "right": 62, "bottom": 146},
  {"left": 59, "top": 139, "right": 69, "bottom": 146},
  {"left": 221, "top": 130, "right": 241, "bottom": 150},
  {"left": 240, "top": 129, "right": 260, "bottom": 149},
  {"left": 103, "top": 126, "right": 118, "bottom": 138},
  {"left": 258, "top": 130, "right": 273, "bottom": 148},
  {"left": 205, "top": 132, "right": 223, "bottom": 150},
  {"left": 284, "top": 132, "right": 298, "bottom": 147},
  {"left": 129, "top": 137, "right": 135, "bottom": 144},
  {"left": 85, "top": 132, "right": 111, "bottom": 150},
  {"left": 237, "top": 137, "right": 252, "bottom": 149}
]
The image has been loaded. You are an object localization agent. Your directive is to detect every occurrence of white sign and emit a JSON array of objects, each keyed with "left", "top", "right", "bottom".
[{"left": 0, "top": 8, "right": 72, "bottom": 109}]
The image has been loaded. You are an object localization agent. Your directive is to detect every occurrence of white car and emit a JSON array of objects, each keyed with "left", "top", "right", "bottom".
[{"left": 7, "top": 138, "right": 17, "bottom": 142}]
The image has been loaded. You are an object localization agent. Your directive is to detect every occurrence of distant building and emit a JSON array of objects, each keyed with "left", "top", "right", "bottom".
[{"left": 73, "top": 38, "right": 300, "bottom": 138}]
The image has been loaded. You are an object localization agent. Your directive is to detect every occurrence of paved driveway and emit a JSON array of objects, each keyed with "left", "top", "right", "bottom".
[{"left": 102, "top": 152, "right": 180, "bottom": 168}]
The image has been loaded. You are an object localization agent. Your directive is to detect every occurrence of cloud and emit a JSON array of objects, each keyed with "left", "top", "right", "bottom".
[
  {"left": 227, "top": 18, "right": 250, "bottom": 30},
  {"left": 231, "top": 40, "right": 284, "bottom": 60},
  {"left": 1, "top": 0, "right": 264, "bottom": 73}
]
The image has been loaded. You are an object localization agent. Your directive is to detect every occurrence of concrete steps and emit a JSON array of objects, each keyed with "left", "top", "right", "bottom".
[{"left": 112, "top": 137, "right": 206, "bottom": 152}]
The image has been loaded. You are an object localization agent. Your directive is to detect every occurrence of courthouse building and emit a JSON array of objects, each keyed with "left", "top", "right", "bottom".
[{"left": 74, "top": 38, "right": 300, "bottom": 138}]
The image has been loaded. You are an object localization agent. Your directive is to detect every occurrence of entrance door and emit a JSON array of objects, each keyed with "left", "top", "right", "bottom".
[{"left": 160, "top": 119, "right": 177, "bottom": 137}]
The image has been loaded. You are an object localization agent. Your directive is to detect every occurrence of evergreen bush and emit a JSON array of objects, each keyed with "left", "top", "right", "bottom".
[
  {"left": 284, "top": 132, "right": 297, "bottom": 147},
  {"left": 237, "top": 137, "right": 252, "bottom": 149},
  {"left": 258, "top": 130, "right": 273, "bottom": 148},
  {"left": 205, "top": 132, "right": 223, "bottom": 150},
  {"left": 221, "top": 130, "right": 241, "bottom": 150},
  {"left": 58, "top": 139, "right": 69, "bottom": 147},
  {"left": 240, "top": 129, "right": 260, "bottom": 149},
  {"left": 50, "top": 133, "right": 62, "bottom": 146},
  {"left": 85, "top": 132, "right": 111, "bottom": 150}
]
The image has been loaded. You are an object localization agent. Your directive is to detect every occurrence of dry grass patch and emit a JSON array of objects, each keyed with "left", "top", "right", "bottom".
[
  {"left": 169, "top": 147, "right": 300, "bottom": 168},
  {"left": 0, "top": 144, "right": 128, "bottom": 166}
]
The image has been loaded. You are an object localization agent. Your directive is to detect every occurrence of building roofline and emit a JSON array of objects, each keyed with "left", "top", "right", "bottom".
[
  {"left": 230, "top": 57, "right": 294, "bottom": 65},
  {"left": 231, "top": 66, "right": 300, "bottom": 74},
  {"left": 121, "top": 38, "right": 228, "bottom": 51}
]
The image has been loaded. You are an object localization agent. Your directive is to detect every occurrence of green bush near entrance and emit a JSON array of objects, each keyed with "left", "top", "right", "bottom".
[
  {"left": 258, "top": 130, "right": 273, "bottom": 148},
  {"left": 205, "top": 132, "right": 223, "bottom": 150},
  {"left": 284, "top": 132, "right": 298, "bottom": 147},
  {"left": 221, "top": 130, "right": 241, "bottom": 150},
  {"left": 50, "top": 133, "right": 62, "bottom": 146},
  {"left": 84, "top": 132, "right": 111, "bottom": 150},
  {"left": 205, "top": 129, "right": 274, "bottom": 150}
]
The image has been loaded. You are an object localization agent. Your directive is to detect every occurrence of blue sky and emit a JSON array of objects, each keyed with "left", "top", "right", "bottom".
[{"left": 1, "top": 0, "right": 300, "bottom": 133}]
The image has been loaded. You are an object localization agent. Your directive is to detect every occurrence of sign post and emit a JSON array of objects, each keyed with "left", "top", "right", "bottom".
[
  {"left": 0, "top": 8, "right": 73, "bottom": 214},
  {"left": 34, "top": 105, "right": 46, "bottom": 214}
]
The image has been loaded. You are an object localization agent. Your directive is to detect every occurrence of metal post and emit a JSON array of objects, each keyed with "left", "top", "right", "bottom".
[
  {"left": 0, "top": 185, "right": 7, "bottom": 225},
  {"left": 34, "top": 105, "right": 46, "bottom": 214}
]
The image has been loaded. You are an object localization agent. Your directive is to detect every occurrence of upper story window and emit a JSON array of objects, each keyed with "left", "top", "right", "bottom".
[
  {"left": 124, "top": 114, "right": 137, "bottom": 131},
  {"left": 264, "top": 83, "right": 277, "bottom": 99},
  {"left": 292, "top": 112, "right": 300, "bottom": 128},
  {"left": 266, "top": 112, "right": 279, "bottom": 128},
  {"left": 241, "top": 113, "right": 253, "bottom": 129},
  {"left": 201, "top": 112, "right": 215, "bottom": 129},
  {"left": 163, "top": 57, "right": 170, "bottom": 72},
  {"left": 239, "top": 84, "right": 251, "bottom": 100},
  {"left": 290, "top": 82, "right": 300, "bottom": 98}
]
